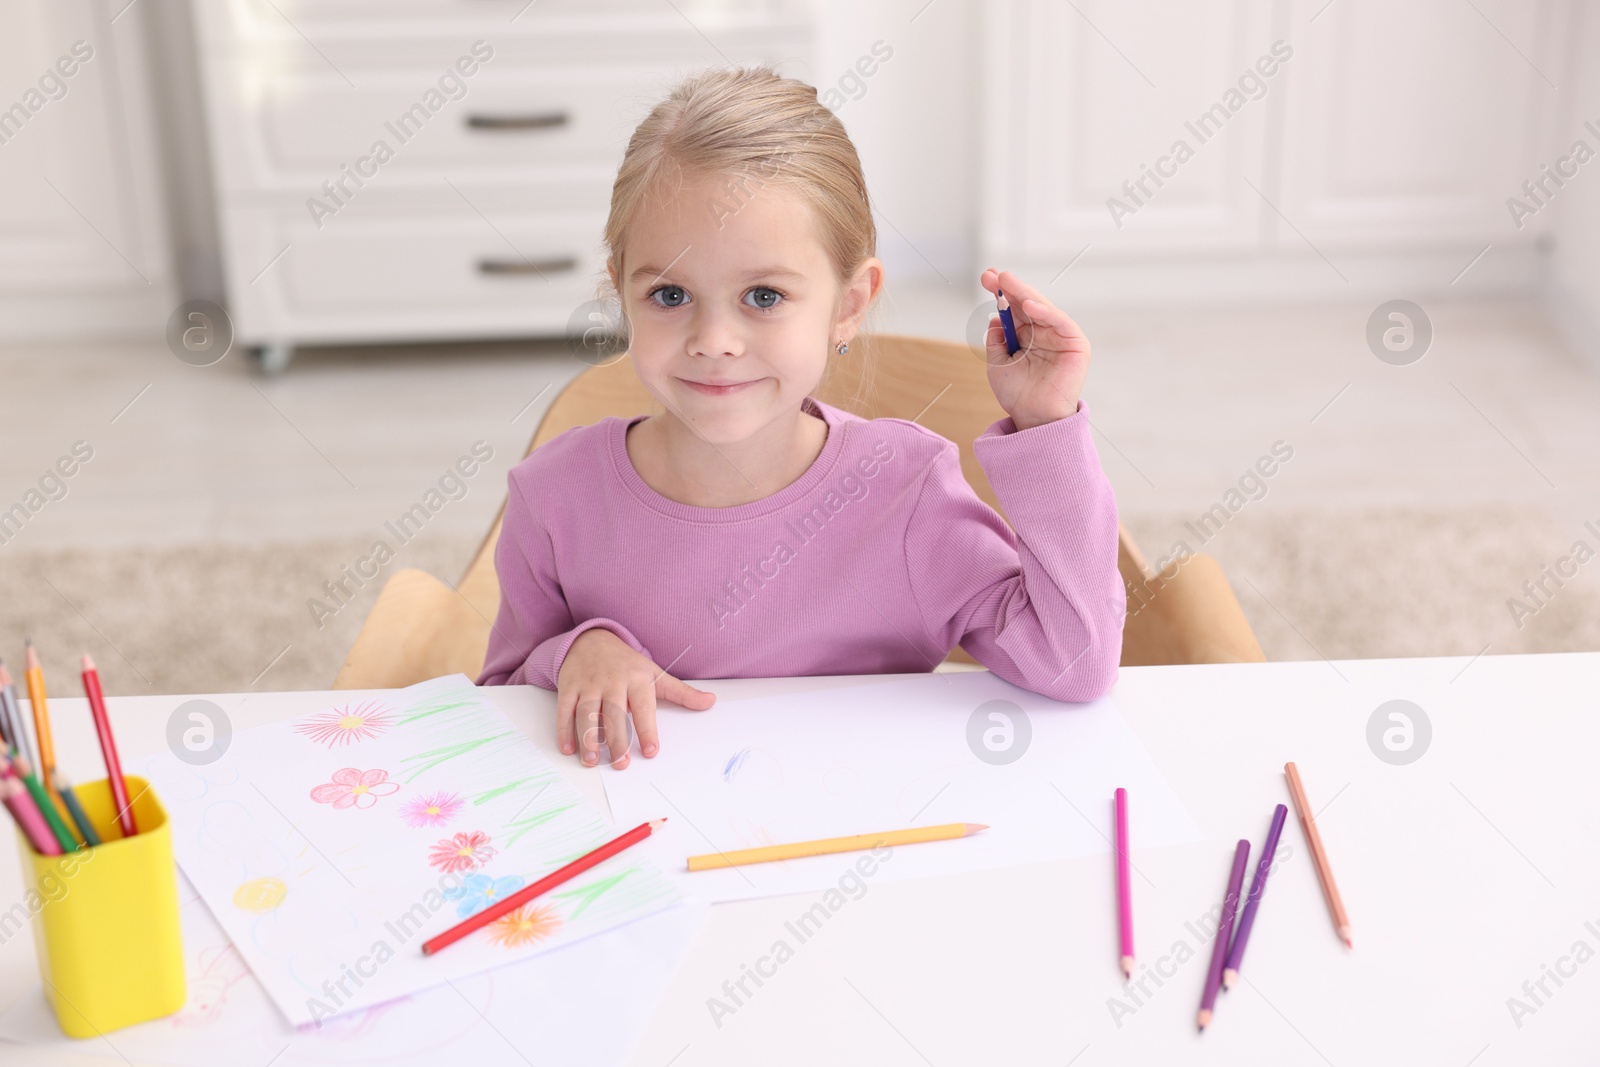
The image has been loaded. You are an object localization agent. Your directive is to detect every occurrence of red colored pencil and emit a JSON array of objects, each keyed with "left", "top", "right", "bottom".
[
  {"left": 80, "top": 655, "right": 136, "bottom": 837},
  {"left": 422, "top": 818, "right": 665, "bottom": 956},
  {"left": 1114, "top": 787, "right": 1134, "bottom": 979}
]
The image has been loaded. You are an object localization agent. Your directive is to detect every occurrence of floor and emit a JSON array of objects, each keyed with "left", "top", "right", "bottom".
[{"left": 4, "top": 284, "right": 1599, "bottom": 694}]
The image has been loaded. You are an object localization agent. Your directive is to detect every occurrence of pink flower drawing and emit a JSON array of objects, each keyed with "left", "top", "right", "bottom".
[
  {"left": 400, "top": 791, "right": 464, "bottom": 830},
  {"left": 310, "top": 768, "right": 401, "bottom": 810},
  {"left": 294, "top": 701, "right": 395, "bottom": 748},
  {"left": 429, "top": 830, "right": 496, "bottom": 873}
]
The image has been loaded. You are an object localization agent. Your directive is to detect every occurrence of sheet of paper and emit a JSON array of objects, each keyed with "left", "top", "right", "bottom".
[
  {"left": 604, "top": 671, "right": 1202, "bottom": 902},
  {"left": 0, "top": 871, "right": 708, "bottom": 1066},
  {"left": 140, "top": 674, "right": 684, "bottom": 1026}
]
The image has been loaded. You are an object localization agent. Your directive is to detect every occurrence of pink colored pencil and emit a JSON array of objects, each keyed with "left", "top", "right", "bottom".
[
  {"left": 1114, "top": 787, "right": 1134, "bottom": 978},
  {"left": 1, "top": 773, "right": 62, "bottom": 856}
]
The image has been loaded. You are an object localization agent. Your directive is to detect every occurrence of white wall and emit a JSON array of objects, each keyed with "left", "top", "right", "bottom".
[
  {"left": 807, "top": 0, "right": 978, "bottom": 288},
  {"left": 1547, "top": 1, "right": 1600, "bottom": 373}
]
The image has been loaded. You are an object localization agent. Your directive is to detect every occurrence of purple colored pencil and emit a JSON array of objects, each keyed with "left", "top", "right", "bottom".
[
  {"left": 1197, "top": 839, "right": 1250, "bottom": 1031},
  {"left": 1223, "top": 803, "right": 1290, "bottom": 990}
]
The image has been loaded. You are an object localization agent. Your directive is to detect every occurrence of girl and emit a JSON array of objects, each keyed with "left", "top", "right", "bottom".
[{"left": 478, "top": 67, "right": 1125, "bottom": 769}]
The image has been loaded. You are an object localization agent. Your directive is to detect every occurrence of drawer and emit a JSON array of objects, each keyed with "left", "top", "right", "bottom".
[
  {"left": 192, "top": 0, "right": 801, "bottom": 49},
  {"left": 221, "top": 202, "right": 610, "bottom": 344},
  {"left": 201, "top": 57, "right": 661, "bottom": 194}
]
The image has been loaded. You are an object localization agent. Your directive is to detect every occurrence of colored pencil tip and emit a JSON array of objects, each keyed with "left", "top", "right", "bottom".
[
  {"left": 1196, "top": 1009, "right": 1211, "bottom": 1031},
  {"left": 1120, "top": 956, "right": 1134, "bottom": 979},
  {"left": 80, "top": 653, "right": 95, "bottom": 671},
  {"left": 24, "top": 644, "right": 40, "bottom": 670},
  {"left": 1340, "top": 927, "right": 1354, "bottom": 949},
  {"left": 0, "top": 665, "right": 10, "bottom": 686},
  {"left": 649, "top": 817, "right": 668, "bottom": 831},
  {"left": 1221, "top": 969, "right": 1237, "bottom": 990},
  {"left": 965, "top": 823, "right": 989, "bottom": 834}
]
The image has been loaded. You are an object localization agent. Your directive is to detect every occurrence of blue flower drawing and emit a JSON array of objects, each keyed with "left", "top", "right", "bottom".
[{"left": 443, "top": 873, "right": 526, "bottom": 918}]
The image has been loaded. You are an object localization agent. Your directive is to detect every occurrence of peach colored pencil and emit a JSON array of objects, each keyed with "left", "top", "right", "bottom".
[{"left": 1285, "top": 762, "right": 1352, "bottom": 949}]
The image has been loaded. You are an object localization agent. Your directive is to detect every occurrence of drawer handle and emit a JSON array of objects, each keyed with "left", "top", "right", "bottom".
[
  {"left": 466, "top": 112, "right": 569, "bottom": 131},
  {"left": 477, "top": 256, "right": 580, "bottom": 276}
]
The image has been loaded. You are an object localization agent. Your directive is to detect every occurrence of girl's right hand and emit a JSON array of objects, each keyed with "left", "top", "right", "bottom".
[{"left": 555, "top": 628, "right": 716, "bottom": 769}]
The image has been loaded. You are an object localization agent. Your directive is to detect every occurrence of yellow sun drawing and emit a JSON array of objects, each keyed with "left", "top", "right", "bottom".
[
  {"left": 233, "top": 877, "right": 288, "bottom": 912},
  {"left": 488, "top": 904, "right": 562, "bottom": 948}
]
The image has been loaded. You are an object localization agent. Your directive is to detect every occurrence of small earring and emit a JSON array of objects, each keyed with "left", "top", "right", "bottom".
[{"left": 835, "top": 339, "right": 849, "bottom": 355}]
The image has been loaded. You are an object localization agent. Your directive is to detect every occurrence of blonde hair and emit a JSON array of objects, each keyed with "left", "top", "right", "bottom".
[{"left": 602, "top": 66, "right": 880, "bottom": 408}]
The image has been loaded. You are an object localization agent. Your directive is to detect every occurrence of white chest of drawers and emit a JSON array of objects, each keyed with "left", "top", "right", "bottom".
[{"left": 190, "top": 0, "right": 814, "bottom": 372}]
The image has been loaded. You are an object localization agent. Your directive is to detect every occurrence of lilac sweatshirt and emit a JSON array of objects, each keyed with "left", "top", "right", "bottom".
[{"left": 476, "top": 395, "right": 1125, "bottom": 702}]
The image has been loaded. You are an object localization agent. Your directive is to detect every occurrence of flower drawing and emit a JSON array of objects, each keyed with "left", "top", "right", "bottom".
[
  {"left": 442, "top": 873, "right": 526, "bottom": 919},
  {"left": 429, "top": 830, "right": 496, "bottom": 873},
  {"left": 400, "top": 791, "right": 464, "bottom": 829},
  {"left": 488, "top": 904, "right": 562, "bottom": 948},
  {"left": 309, "top": 768, "right": 401, "bottom": 810},
  {"left": 294, "top": 700, "right": 395, "bottom": 748}
]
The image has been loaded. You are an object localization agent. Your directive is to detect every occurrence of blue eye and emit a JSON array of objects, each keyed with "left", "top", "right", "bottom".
[
  {"left": 745, "top": 287, "right": 784, "bottom": 310},
  {"left": 648, "top": 285, "right": 688, "bottom": 308}
]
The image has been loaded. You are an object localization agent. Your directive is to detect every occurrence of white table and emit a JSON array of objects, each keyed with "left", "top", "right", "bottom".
[{"left": 3, "top": 653, "right": 1597, "bottom": 1065}]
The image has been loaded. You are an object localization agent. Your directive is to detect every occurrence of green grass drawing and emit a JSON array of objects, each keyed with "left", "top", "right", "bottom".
[
  {"left": 392, "top": 695, "right": 478, "bottom": 727},
  {"left": 502, "top": 804, "right": 580, "bottom": 847},
  {"left": 550, "top": 866, "right": 637, "bottom": 920},
  {"left": 398, "top": 734, "right": 514, "bottom": 783},
  {"left": 472, "top": 772, "right": 558, "bottom": 807}
]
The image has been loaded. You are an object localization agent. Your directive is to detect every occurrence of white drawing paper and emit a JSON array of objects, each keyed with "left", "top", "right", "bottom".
[
  {"left": 603, "top": 670, "right": 1202, "bottom": 902},
  {"left": 140, "top": 674, "right": 684, "bottom": 1025}
]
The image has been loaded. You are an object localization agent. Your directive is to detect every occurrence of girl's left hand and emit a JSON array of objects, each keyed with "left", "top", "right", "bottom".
[{"left": 979, "top": 268, "right": 1091, "bottom": 431}]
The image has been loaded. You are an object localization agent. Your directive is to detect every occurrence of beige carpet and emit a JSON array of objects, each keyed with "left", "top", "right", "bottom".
[{"left": 3, "top": 506, "right": 1597, "bottom": 696}]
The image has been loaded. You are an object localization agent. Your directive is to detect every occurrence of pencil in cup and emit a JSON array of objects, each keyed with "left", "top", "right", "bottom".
[
  {"left": 0, "top": 663, "right": 38, "bottom": 774},
  {"left": 0, "top": 775, "right": 60, "bottom": 856},
  {"left": 686, "top": 822, "right": 988, "bottom": 871},
  {"left": 80, "top": 655, "right": 137, "bottom": 838},
  {"left": 53, "top": 772, "right": 102, "bottom": 847},
  {"left": 2, "top": 753, "right": 80, "bottom": 853},
  {"left": 11, "top": 775, "right": 185, "bottom": 1037},
  {"left": 23, "top": 641, "right": 59, "bottom": 786}
]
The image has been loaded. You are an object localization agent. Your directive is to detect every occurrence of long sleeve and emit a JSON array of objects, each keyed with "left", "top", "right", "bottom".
[
  {"left": 476, "top": 476, "right": 654, "bottom": 689},
  {"left": 904, "top": 399, "right": 1124, "bottom": 702}
]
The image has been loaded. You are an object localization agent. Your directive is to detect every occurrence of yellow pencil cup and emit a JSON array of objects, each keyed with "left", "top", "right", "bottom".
[{"left": 14, "top": 775, "right": 186, "bottom": 1038}]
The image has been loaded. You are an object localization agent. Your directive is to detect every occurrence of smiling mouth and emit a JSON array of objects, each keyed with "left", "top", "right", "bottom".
[{"left": 678, "top": 377, "right": 766, "bottom": 397}]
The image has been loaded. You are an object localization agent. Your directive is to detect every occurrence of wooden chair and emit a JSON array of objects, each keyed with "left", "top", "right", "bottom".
[{"left": 332, "top": 334, "right": 1264, "bottom": 689}]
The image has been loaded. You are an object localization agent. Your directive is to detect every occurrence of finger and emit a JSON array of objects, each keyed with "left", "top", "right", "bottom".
[
  {"left": 658, "top": 674, "right": 717, "bottom": 711},
  {"left": 979, "top": 267, "right": 1001, "bottom": 295},
  {"left": 628, "top": 677, "right": 660, "bottom": 757},
  {"left": 981, "top": 313, "right": 1012, "bottom": 366},
  {"left": 996, "top": 270, "right": 1052, "bottom": 318},
  {"left": 576, "top": 696, "right": 604, "bottom": 766},
  {"left": 555, "top": 687, "right": 579, "bottom": 756},
  {"left": 601, "top": 693, "right": 632, "bottom": 769},
  {"left": 1018, "top": 295, "right": 1082, "bottom": 340}
]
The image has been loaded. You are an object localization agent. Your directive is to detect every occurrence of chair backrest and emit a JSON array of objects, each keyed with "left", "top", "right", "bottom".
[{"left": 455, "top": 333, "right": 1264, "bottom": 667}]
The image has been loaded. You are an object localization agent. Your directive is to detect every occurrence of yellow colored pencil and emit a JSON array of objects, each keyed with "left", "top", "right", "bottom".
[{"left": 687, "top": 822, "right": 987, "bottom": 871}]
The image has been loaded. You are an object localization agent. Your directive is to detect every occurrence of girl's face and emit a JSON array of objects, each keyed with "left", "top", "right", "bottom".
[{"left": 609, "top": 170, "right": 879, "bottom": 445}]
